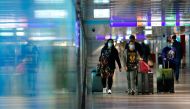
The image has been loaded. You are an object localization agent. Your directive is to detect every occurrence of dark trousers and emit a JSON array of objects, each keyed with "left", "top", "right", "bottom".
[
  {"left": 101, "top": 70, "right": 114, "bottom": 89},
  {"left": 174, "top": 60, "right": 181, "bottom": 81}
]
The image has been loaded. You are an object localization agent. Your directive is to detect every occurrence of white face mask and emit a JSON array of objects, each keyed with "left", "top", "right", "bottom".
[
  {"left": 129, "top": 44, "right": 135, "bottom": 50},
  {"left": 168, "top": 43, "right": 172, "bottom": 48},
  {"left": 108, "top": 43, "right": 113, "bottom": 48}
]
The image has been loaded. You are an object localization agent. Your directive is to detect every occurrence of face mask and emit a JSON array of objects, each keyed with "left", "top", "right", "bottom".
[
  {"left": 168, "top": 43, "right": 172, "bottom": 48},
  {"left": 129, "top": 44, "right": 135, "bottom": 50},
  {"left": 108, "top": 43, "right": 113, "bottom": 48}
]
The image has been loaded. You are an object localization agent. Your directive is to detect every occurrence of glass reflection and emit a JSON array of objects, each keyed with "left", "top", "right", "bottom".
[{"left": 0, "top": 0, "right": 79, "bottom": 109}]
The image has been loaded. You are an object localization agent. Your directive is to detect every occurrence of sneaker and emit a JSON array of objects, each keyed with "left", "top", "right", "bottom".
[
  {"left": 131, "top": 90, "right": 135, "bottom": 95},
  {"left": 103, "top": 88, "right": 107, "bottom": 94},
  {"left": 126, "top": 89, "right": 131, "bottom": 95},
  {"left": 108, "top": 89, "right": 112, "bottom": 94}
]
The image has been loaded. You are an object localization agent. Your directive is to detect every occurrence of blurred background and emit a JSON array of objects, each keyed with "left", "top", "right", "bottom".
[{"left": 0, "top": 0, "right": 83, "bottom": 109}]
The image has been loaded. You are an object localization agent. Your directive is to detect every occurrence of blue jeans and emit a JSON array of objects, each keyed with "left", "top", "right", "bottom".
[{"left": 127, "top": 70, "right": 137, "bottom": 92}]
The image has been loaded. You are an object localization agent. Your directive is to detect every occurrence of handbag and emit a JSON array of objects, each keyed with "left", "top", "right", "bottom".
[
  {"left": 16, "top": 62, "right": 26, "bottom": 73},
  {"left": 138, "top": 60, "right": 150, "bottom": 73}
]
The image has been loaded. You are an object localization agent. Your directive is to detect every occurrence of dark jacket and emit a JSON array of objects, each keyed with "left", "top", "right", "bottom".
[
  {"left": 99, "top": 45, "right": 121, "bottom": 70},
  {"left": 172, "top": 40, "right": 182, "bottom": 61},
  {"left": 141, "top": 42, "right": 151, "bottom": 63},
  {"left": 125, "top": 41, "right": 143, "bottom": 57}
]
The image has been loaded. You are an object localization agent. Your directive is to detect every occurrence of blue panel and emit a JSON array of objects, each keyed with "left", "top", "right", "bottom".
[{"left": 84, "top": 20, "right": 110, "bottom": 24}]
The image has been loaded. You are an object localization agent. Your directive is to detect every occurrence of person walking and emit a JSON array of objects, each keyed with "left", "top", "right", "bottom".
[
  {"left": 171, "top": 35, "right": 183, "bottom": 83},
  {"left": 123, "top": 41, "right": 141, "bottom": 95},
  {"left": 99, "top": 39, "right": 122, "bottom": 94}
]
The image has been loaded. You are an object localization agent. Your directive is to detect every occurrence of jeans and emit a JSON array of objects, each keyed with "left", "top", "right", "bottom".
[{"left": 127, "top": 70, "right": 137, "bottom": 91}]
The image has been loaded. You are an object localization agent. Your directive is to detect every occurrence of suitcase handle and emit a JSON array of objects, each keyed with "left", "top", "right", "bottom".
[{"left": 163, "top": 60, "right": 170, "bottom": 69}]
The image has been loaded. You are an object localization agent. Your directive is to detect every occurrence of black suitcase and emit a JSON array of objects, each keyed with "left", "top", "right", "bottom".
[
  {"left": 137, "top": 72, "right": 154, "bottom": 94},
  {"left": 148, "top": 72, "right": 154, "bottom": 94},
  {"left": 157, "top": 61, "right": 174, "bottom": 93}
]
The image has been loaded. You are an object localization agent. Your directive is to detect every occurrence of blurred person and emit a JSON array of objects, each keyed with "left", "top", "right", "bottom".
[
  {"left": 21, "top": 40, "right": 39, "bottom": 96},
  {"left": 171, "top": 35, "right": 183, "bottom": 83},
  {"left": 99, "top": 39, "right": 122, "bottom": 94},
  {"left": 162, "top": 36, "right": 175, "bottom": 69},
  {"left": 123, "top": 41, "right": 141, "bottom": 95}
]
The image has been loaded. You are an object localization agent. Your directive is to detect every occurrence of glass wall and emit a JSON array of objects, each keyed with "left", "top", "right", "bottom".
[{"left": 0, "top": 0, "right": 81, "bottom": 109}]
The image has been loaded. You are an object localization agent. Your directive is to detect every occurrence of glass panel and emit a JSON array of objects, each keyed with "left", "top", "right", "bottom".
[{"left": 0, "top": 0, "right": 79, "bottom": 109}]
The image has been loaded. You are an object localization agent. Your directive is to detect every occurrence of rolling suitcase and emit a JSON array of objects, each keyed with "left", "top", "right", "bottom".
[
  {"left": 148, "top": 72, "right": 154, "bottom": 94},
  {"left": 91, "top": 69, "right": 103, "bottom": 92},
  {"left": 157, "top": 60, "right": 174, "bottom": 93},
  {"left": 137, "top": 72, "right": 154, "bottom": 94}
]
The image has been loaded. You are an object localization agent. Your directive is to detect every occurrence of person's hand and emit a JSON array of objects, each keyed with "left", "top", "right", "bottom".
[
  {"left": 125, "top": 66, "right": 128, "bottom": 71},
  {"left": 139, "top": 57, "right": 143, "bottom": 61}
]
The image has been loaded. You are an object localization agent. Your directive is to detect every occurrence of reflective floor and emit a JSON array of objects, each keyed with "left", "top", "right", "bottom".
[
  {"left": 0, "top": 94, "right": 77, "bottom": 109},
  {"left": 87, "top": 68, "right": 190, "bottom": 109},
  {"left": 0, "top": 59, "right": 190, "bottom": 109}
]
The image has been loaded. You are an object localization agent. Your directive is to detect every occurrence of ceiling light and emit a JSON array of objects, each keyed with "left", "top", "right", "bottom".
[
  {"left": 94, "top": 0, "right": 109, "bottom": 4},
  {"left": 94, "top": 9, "right": 110, "bottom": 18}
]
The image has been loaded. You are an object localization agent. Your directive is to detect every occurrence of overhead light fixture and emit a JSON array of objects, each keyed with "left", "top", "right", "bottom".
[
  {"left": 94, "top": 0, "right": 109, "bottom": 4},
  {"left": 16, "top": 32, "right": 25, "bottom": 36},
  {"left": 53, "top": 42, "right": 67, "bottom": 46},
  {"left": 94, "top": 9, "right": 110, "bottom": 18},
  {"left": 145, "top": 30, "right": 152, "bottom": 35},
  {"left": 29, "top": 37, "right": 57, "bottom": 41},
  {"left": 0, "top": 32, "right": 14, "bottom": 36},
  {"left": 35, "top": 0, "right": 64, "bottom": 3},
  {"left": 105, "top": 35, "right": 111, "bottom": 39},
  {"left": 34, "top": 10, "right": 67, "bottom": 19},
  {"left": 166, "top": 22, "right": 176, "bottom": 26},
  {"left": 0, "top": 23, "right": 27, "bottom": 28},
  {"left": 16, "top": 28, "right": 24, "bottom": 31}
]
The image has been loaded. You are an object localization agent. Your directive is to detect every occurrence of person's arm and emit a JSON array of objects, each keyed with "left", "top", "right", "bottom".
[
  {"left": 122, "top": 49, "right": 129, "bottom": 71},
  {"left": 162, "top": 47, "right": 167, "bottom": 61},
  {"left": 123, "top": 49, "right": 127, "bottom": 67},
  {"left": 137, "top": 51, "right": 142, "bottom": 61},
  {"left": 115, "top": 49, "right": 122, "bottom": 69}
]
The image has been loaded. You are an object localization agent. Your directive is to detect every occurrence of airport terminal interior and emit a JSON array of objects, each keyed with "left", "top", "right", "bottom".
[{"left": 0, "top": 0, "right": 190, "bottom": 109}]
